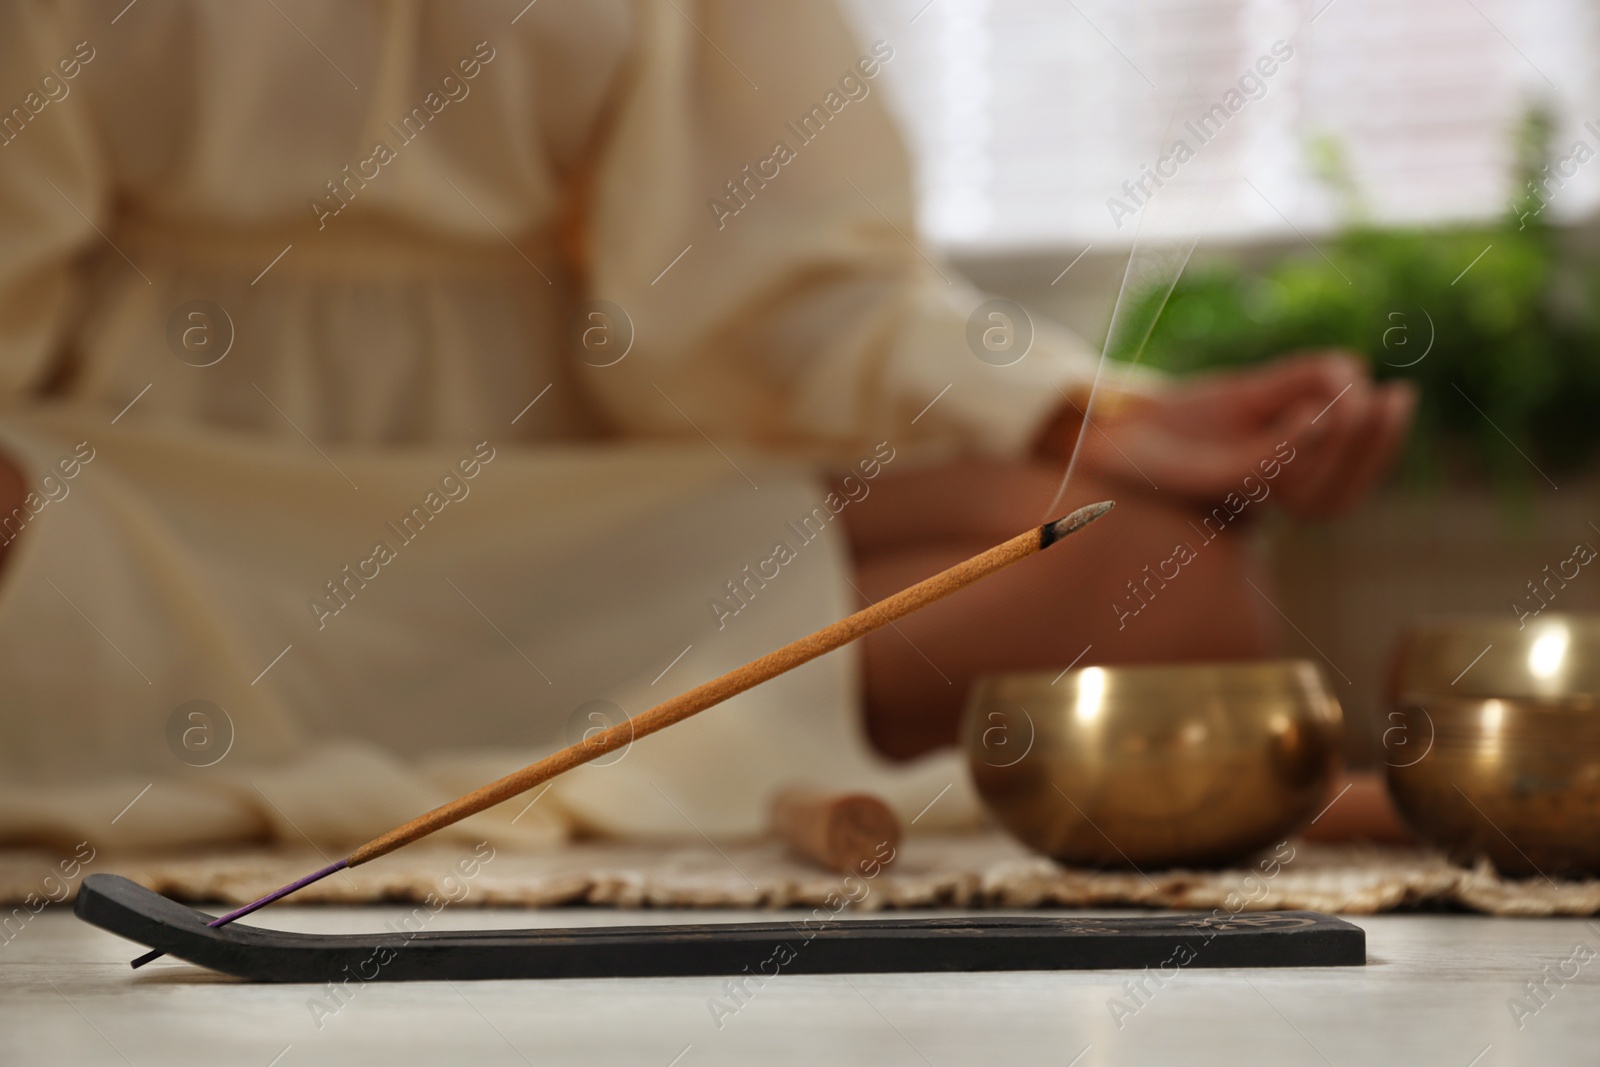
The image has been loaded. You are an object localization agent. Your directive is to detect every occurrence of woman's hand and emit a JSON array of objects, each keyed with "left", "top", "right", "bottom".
[{"left": 1037, "top": 352, "right": 1416, "bottom": 519}]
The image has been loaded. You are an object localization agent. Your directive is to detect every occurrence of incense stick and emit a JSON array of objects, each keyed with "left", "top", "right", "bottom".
[{"left": 131, "top": 500, "right": 1113, "bottom": 967}]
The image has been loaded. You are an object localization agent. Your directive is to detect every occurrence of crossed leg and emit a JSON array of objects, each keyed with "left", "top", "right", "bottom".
[
  {"left": 842, "top": 458, "right": 1276, "bottom": 761},
  {"left": 0, "top": 454, "right": 21, "bottom": 571}
]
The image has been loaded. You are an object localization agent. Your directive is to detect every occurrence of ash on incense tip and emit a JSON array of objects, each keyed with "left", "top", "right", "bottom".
[{"left": 1041, "top": 500, "right": 1115, "bottom": 548}]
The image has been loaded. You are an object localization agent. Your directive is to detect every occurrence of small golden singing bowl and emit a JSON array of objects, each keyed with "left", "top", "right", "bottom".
[
  {"left": 964, "top": 660, "right": 1341, "bottom": 869},
  {"left": 1386, "top": 614, "right": 1600, "bottom": 877}
]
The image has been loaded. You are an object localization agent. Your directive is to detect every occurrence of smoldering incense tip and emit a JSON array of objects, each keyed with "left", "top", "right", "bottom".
[{"left": 1040, "top": 500, "right": 1115, "bottom": 548}]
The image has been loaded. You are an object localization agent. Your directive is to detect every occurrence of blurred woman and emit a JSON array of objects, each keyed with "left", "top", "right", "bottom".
[{"left": 0, "top": 1, "right": 1409, "bottom": 852}]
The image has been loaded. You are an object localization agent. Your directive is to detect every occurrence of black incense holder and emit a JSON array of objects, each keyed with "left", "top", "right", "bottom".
[{"left": 77, "top": 874, "right": 1364, "bottom": 982}]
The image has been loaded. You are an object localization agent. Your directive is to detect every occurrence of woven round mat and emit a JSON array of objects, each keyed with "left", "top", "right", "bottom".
[{"left": 5, "top": 834, "right": 1598, "bottom": 917}]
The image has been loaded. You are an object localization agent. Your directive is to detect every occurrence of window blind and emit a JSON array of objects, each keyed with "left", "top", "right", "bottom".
[{"left": 845, "top": 0, "right": 1600, "bottom": 249}]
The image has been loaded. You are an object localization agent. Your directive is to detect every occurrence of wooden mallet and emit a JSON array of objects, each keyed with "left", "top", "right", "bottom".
[
  {"left": 770, "top": 786, "right": 902, "bottom": 874},
  {"left": 131, "top": 500, "right": 1113, "bottom": 967}
]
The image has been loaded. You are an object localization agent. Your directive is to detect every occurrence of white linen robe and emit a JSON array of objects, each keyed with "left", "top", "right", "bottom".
[{"left": 0, "top": 0, "right": 1101, "bottom": 852}]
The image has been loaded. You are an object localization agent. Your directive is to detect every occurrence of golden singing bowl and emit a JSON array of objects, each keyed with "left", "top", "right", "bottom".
[
  {"left": 1386, "top": 614, "right": 1600, "bottom": 877},
  {"left": 963, "top": 660, "right": 1341, "bottom": 869}
]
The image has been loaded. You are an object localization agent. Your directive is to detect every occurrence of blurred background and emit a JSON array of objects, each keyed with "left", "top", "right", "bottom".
[{"left": 850, "top": 0, "right": 1600, "bottom": 761}]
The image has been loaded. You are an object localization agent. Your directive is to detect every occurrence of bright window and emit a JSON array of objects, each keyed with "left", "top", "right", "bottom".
[{"left": 846, "top": 0, "right": 1600, "bottom": 250}]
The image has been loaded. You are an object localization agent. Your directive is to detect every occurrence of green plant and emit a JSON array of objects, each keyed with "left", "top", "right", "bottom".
[{"left": 1109, "top": 109, "right": 1600, "bottom": 491}]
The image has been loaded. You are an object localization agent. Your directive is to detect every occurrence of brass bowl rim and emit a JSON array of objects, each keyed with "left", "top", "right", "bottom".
[
  {"left": 1395, "top": 613, "right": 1600, "bottom": 702},
  {"left": 1401, "top": 611, "right": 1600, "bottom": 636},
  {"left": 1395, "top": 690, "right": 1600, "bottom": 715},
  {"left": 970, "top": 656, "right": 1326, "bottom": 691}
]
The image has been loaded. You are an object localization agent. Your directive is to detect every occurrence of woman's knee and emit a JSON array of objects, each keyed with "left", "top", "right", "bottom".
[
  {"left": 841, "top": 457, "right": 1072, "bottom": 554},
  {"left": 1083, "top": 490, "right": 1275, "bottom": 662}
]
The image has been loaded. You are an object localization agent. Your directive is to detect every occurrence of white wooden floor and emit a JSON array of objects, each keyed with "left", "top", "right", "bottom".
[{"left": 4, "top": 903, "right": 1598, "bottom": 1066}]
